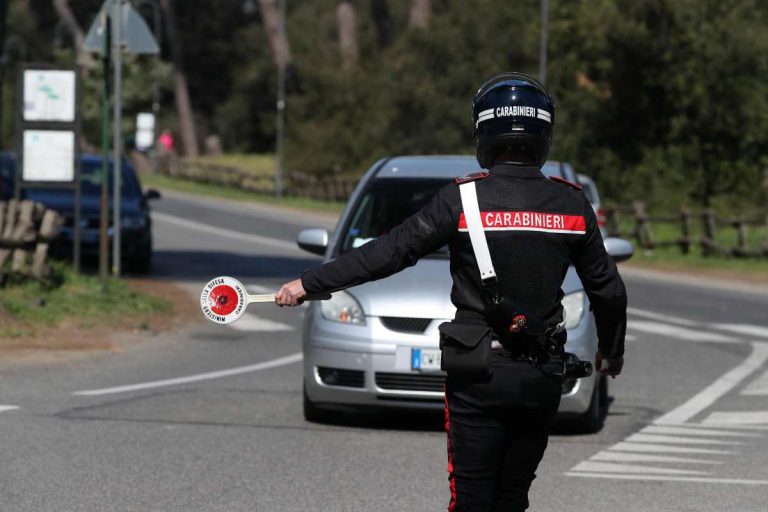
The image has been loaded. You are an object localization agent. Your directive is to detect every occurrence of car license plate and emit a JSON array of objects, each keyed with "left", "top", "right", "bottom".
[{"left": 412, "top": 348, "right": 441, "bottom": 371}]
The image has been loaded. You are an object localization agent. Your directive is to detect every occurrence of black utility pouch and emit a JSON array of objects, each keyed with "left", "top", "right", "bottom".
[{"left": 438, "top": 322, "right": 492, "bottom": 377}]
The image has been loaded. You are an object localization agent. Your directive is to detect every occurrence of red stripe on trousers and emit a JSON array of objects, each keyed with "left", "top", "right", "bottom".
[{"left": 444, "top": 385, "right": 457, "bottom": 512}]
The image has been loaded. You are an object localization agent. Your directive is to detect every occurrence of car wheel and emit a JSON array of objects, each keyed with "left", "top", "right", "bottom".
[
  {"left": 567, "top": 376, "right": 606, "bottom": 434},
  {"left": 303, "top": 384, "right": 334, "bottom": 424}
]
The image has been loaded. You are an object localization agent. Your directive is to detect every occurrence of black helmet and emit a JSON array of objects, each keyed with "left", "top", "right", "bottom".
[{"left": 472, "top": 72, "right": 555, "bottom": 168}]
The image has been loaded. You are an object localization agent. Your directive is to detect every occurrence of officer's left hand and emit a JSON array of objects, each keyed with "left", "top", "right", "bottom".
[{"left": 275, "top": 279, "right": 307, "bottom": 307}]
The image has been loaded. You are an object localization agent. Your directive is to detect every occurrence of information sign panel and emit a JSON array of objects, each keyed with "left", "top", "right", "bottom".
[
  {"left": 22, "top": 130, "right": 76, "bottom": 182},
  {"left": 23, "top": 69, "right": 77, "bottom": 122},
  {"left": 135, "top": 112, "right": 155, "bottom": 151}
]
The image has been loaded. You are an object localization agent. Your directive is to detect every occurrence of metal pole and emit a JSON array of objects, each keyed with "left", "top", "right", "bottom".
[
  {"left": 275, "top": 0, "right": 285, "bottom": 198},
  {"left": 539, "top": 0, "right": 548, "bottom": 86},
  {"left": 100, "top": 7, "right": 111, "bottom": 287},
  {"left": 112, "top": 0, "right": 122, "bottom": 276}
]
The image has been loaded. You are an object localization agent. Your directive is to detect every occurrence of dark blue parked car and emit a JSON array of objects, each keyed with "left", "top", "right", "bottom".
[{"left": 0, "top": 152, "right": 160, "bottom": 273}]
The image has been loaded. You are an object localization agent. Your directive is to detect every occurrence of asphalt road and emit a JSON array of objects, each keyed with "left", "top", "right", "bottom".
[{"left": 2, "top": 189, "right": 768, "bottom": 512}]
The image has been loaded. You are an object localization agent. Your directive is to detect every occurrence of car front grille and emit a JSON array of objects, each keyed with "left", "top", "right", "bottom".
[
  {"left": 380, "top": 317, "right": 432, "bottom": 334},
  {"left": 317, "top": 367, "right": 365, "bottom": 388},
  {"left": 375, "top": 372, "right": 445, "bottom": 392}
]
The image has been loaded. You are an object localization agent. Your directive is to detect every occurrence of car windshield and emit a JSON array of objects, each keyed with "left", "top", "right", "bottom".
[
  {"left": 28, "top": 160, "right": 141, "bottom": 198},
  {"left": 338, "top": 177, "right": 450, "bottom": 257},
  {"left": 580, "top": 182, "right": 598, "bottom": 204}
]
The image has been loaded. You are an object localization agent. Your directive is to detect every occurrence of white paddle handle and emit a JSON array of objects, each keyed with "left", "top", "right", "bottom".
[
  {"left": 247, "top": 294, "right": 277, "bottom": 303},
  {"left": 246, "top": 292, "right": 333, "bottom": 304}
]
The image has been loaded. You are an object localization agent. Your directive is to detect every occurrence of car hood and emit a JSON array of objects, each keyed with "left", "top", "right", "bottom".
[{"left": 344, "top": 258, "right": 583, "bottom": 319}]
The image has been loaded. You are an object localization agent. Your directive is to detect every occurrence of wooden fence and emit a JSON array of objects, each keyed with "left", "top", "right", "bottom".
[
  {"left": 162, "top": 159, "right": 359, "bottom": 202},
  {"left": 0, "top": 200, "right": 62, "bottom": 280},
  {"left": 604, "top": 201, "right": 768, "bottom": 259}
]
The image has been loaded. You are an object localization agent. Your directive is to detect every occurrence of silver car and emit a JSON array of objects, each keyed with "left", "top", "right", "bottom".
[{"left": 298, "top": 156, "right": 632, "bottom": 432}]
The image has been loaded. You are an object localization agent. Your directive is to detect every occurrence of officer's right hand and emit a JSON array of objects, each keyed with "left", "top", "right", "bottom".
[{"left": 596, "top": 351, "right": 624, "bottom": 379}]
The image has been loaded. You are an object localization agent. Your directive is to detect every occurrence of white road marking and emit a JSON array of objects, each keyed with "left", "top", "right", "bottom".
[
  {"left": 742, "top": 368, "right": 768, "bottom": 396},
  {"left": 566, "top": 473, "right": 768, "bottom": 485},
  {"left": 641, "top": 425, "right": 760, "bottom": 438},
  {"left": 702, "top": 411, "right": 768, "bottom": 426},
  {"left": 570, "top": 461, "right": 707, "bottom": 476},
  {"left": 228, "top": 314, "right": 293, "bottom": 332},
  {"left": 655, "top": 341, "right": 768, "bottom": 425},
  {"left": 73, "top": 352, "right": 303, "bottom": 396},
  {"left": 627, "top": 320, "right": 740, "bottom": 343},
  {"left": 609, "top": 442, "right": 734, "bottom": 455},
  {"left": 590, "top": 452, "right": 721, "bottom": 465},
  {"left": 625, "top": 333, "right": 638, "bottom": 342},
  {"left": 152, "top": 212, "right": 301, "bottom": 253},
  {"left": 0, "top": 405, "right": 20, "bottom": 413},
  {"left": 628, "top": 307, "right": 699, "bottom": 326},
  {"left": 625, "top": 433, "right": 742, "bottom": 446},
  {"left": 714, "top": 324, "right": 768, "bottom": 340}
]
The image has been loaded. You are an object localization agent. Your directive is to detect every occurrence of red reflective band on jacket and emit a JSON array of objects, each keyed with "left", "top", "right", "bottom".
[
  {"left": 458, "top": 211, "right": 587, "bottom": 234},
  {"left": 444, "top": 387, "right": 457, "bottom": 512}
]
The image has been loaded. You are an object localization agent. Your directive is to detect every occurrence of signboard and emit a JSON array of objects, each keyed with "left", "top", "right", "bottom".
[
  {"left": 23, "top": 70, "right": 77, "bottom": 122},
  {"left": 22, "top": 130, "right": 76, "bottom": 182},
  {"left": 135, "top": 112, "right": 155, "bottom": 151}
]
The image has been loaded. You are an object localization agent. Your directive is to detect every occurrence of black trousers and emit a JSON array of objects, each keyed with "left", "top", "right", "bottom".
[{"left": 444, "top": 351, "right": 563, "bottom": 512}]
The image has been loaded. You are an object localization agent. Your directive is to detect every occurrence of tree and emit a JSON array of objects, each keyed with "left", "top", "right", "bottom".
[
  {"left": 336, "top": 0, "right": 358, "bottom": 70},
  {"left": 408, "top": 0, "right": 430, "bottom": 28},
  {"left": 51, "top": 0, "right": 92, "bottom": 69},
  {"left": 160, "top": 0, "right": 199, "bottom": 157},
  {"left": 371, "top": 0, "right": 393, "bottom": 47}
]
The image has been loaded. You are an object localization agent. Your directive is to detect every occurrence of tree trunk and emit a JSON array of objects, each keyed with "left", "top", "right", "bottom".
[
  {"left": 371, "top": 0, "right": 392, "bottom": 47},
  {"left": 258, "top": 0, "right": 292, "bottom": 69},
  {"left": 258, "top": 0, "right": 300, "bottom": 92},
  {"left": 408, "top": 0, "right": 430, "bottom": 28},
  {"left": 160, "top": 0, "right": 199, "bottom": 158},
  {"left": 336, "top": 1, "right": 358, "bottom": 71},
  {"left": 51, "top": 0, "right": 92, "bottom": 68}
]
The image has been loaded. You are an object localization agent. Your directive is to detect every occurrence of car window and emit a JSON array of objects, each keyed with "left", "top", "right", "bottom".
[
  {"left": 580, "top": 181, "right": 598, "bottom": 204},
  {"left": 25, "top": 160, "right": 141, "bottom": 198},
  {"left": 337, "top": 178, "right": 450, "bottom": 257}
]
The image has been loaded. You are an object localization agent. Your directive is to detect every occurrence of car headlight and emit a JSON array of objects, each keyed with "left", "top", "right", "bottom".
[
  {"left": 562, "top": 291, "right": 585, "bottom": 330},
  {"left": 320, "top": 291, "right": 366, "bottom": 325},
  {"left": 122, "top": 215, "right": 147, "bottom": 229}
]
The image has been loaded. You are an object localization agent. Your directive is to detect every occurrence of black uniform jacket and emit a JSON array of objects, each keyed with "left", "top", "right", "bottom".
[{"left": 301, "top": 163, "right": 628, "bottom": 357}]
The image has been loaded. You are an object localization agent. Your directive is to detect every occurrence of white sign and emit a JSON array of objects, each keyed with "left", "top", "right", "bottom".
[
  {"left": 22, "top": 130, "right": 76, "bottom": 182},
  {"left": 23, "top": 70, "right": 76, "bottom": 122},
  {"left": 135, "top": 112, "right": 156, "bottom": 151}
]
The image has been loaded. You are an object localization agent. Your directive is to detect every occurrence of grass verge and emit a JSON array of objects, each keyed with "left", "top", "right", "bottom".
[
  {"left": 0, "top": 263, "right": 171, "bottom": 342},
  {"left": 186, "top": 153, "right": 276, "bottom": 175},
  {"left": 141, "top": 173, "right": 345, "bottom": 215}
]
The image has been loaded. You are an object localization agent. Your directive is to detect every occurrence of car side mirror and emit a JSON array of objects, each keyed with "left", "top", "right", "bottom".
[
  {"left": 145, "top": 189, "right": 162, "bottom": 200},
  {"left": 297, "top": 228, "right": 329, "bottom": 256},
  {"left": 604, "top": 237, "right": 634, "bottom": 263}
]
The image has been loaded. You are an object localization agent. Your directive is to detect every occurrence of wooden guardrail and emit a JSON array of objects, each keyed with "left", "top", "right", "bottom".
[
  {"left": 162, "top": 159, "right": 359, "bottom": 202},
  {"left": 604, "top": 201, "right": 768, "bottom": 258},
  {"left": 0, "top": 200, "right": 62, "bottom": 280}
]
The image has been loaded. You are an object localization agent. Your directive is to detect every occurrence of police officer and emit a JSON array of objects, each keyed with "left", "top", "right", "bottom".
[{"left": 276, "top": 72, "right": 627, "bottom": 511}]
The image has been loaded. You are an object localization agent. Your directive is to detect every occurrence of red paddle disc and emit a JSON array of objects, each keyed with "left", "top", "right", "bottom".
[
  {"left": 208, "top": 285, "right": 239, "bottom": 316},
  {"left": 200, "top": 276, "right": 248, "bottom": 324}
]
